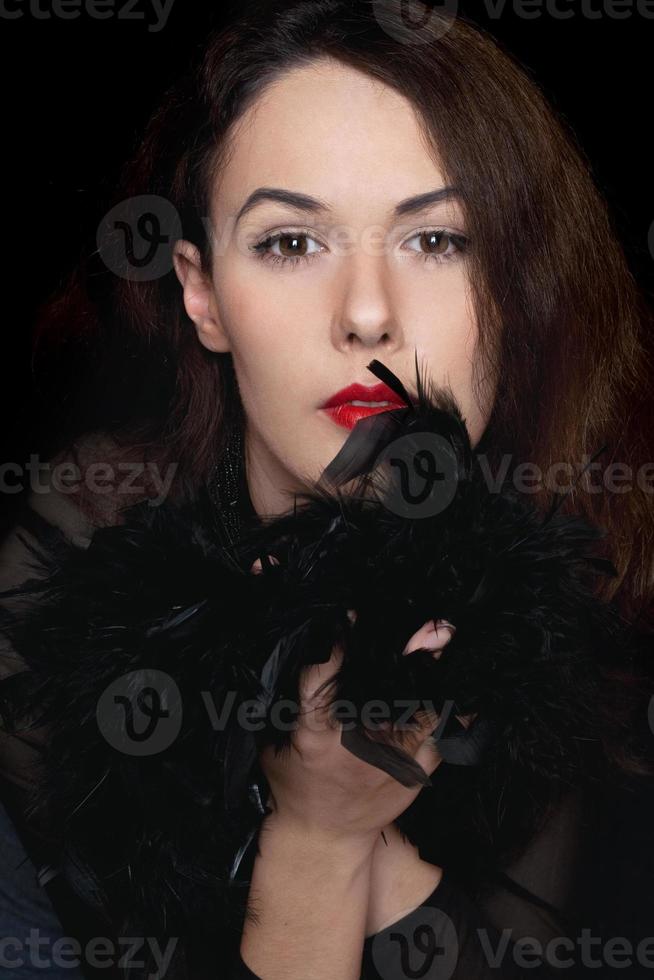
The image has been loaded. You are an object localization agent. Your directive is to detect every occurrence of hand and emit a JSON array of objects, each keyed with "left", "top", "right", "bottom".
[
  {"left": 259, "top": 642, "right": 444, "bottom": 844},
  {"left": 250, "top": 557, "right": 445, "bottom": 845}
]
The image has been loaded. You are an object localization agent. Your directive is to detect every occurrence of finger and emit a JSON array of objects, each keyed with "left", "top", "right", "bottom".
[
  {"left": 250, "top": 554, "right": 280, "bottom": 575},
  {"left": 375, "top": 703, "right": 441, "bottom": 757},
  {"left": 402, "top": 618, "right": 456, "bottom": 658},
  {"left": 455, "top": 711, "right": 478, "bottom": 729}
]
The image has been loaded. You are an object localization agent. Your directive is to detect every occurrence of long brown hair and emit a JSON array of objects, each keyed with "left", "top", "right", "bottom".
[{"left": 33, "top": 0, "right": 654, "bottom": 635}]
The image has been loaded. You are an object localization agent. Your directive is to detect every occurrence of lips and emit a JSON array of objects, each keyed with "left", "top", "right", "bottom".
[
  {"left": 321, "top": 381, "right": 406, "bottom": 410},
  {"left": 320, "top": 381, "right": 407, "bottom": 431}
]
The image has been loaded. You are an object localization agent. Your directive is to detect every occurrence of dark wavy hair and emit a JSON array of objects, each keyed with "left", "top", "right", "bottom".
[{"left": 31, "top": 0, "right": 654, "bottom": 636}]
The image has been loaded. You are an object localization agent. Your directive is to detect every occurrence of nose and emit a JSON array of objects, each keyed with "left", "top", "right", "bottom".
[
  {"left": 341, "top": 318, "right": 393, "bottom": 349},
  {"left": 334, "top": 252, "right": 401, "bottom": 352}
]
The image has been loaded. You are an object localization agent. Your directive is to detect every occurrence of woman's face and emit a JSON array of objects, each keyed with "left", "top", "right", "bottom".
[{"left": 174, "top": 58, "right": 495, "bottom": 517}]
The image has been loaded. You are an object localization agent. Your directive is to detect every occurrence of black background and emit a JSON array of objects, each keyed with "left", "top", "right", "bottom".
[{"left": 1, "top": 0, "right": 653, "bottom": 530}]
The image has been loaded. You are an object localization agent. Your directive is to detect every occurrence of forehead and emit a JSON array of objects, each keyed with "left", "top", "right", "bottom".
[{"left": 211, "top": 58, "right": 450, "bottom": 221}]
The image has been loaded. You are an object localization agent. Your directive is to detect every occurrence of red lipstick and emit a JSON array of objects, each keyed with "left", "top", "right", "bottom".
[{"left": 320, "top": 381, "right": 407, "bottom": 431}]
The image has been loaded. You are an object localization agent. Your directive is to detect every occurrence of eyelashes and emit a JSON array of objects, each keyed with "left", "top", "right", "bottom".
[{"left": 249, "top": 228, "right": 470, "bottom": 270}]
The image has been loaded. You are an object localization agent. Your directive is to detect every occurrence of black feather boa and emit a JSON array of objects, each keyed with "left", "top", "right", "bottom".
[{"left": 0, "top": 357, "right": 636, "bottom": 973}]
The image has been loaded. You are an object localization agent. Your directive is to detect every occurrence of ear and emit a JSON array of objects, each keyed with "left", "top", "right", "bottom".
[{"left": 172, "top": 240, "right": 230, "bottom": 353}]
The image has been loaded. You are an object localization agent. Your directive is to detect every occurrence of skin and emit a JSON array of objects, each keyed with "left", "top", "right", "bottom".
[{"left": 173, "top": 56, "right": 491, "bottom": 949}]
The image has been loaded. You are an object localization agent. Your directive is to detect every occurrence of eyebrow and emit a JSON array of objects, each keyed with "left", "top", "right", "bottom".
[{"left": 235, "top": 186, "right": 461, "bottom": 223}]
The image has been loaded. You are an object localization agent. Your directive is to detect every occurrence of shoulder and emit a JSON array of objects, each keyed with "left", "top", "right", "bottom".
[
  {"left": 0, "top": 429, "right": 154, "bottom": 593},
  {"left": 43, "top": 427, "right": 158, "bottom": 529}
]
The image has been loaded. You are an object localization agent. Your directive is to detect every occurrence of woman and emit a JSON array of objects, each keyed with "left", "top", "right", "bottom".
[{"left": 1, "top": 1, "right": 653, "bottom": 978}]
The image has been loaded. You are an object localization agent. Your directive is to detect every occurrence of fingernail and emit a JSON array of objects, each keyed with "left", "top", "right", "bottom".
[
  {"left": 402, "top": 618, "right": 456, "bottom": 657},
  {"left": 250, "top": 554, "right": 279, "bottom": 575},
  {"left": 434, "top": 619, "right": 456, "bottom": 634}
]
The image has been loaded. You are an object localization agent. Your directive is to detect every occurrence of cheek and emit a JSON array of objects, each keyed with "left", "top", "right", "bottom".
[
  {"left": 213, "top": 270, "right": 301, "bottom": 388},
  {"left": 409, "top": 282, "right": 487, "bottom": 440},
  {"left": 210, "top": 279, "right": 324, "bottom": 470},
  {"left": 213, "top": 264, "right": 336, "bottom": 429},
  {"left": 411, "top": 281, "right": 477, "bottom": 387}
]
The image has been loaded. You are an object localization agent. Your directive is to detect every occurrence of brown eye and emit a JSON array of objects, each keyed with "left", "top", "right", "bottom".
[
  {"left": 420, "top": 231, "right": 448, "bottom": 255},
  {"left": 251, "top": 230, "right": 324, "bottom": 266},
  {"left": 404, "top": 229, "right": 469, "bottom": 264},
  {"left": 278, "top": 234, "right": 309, "bottom": 257}
]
